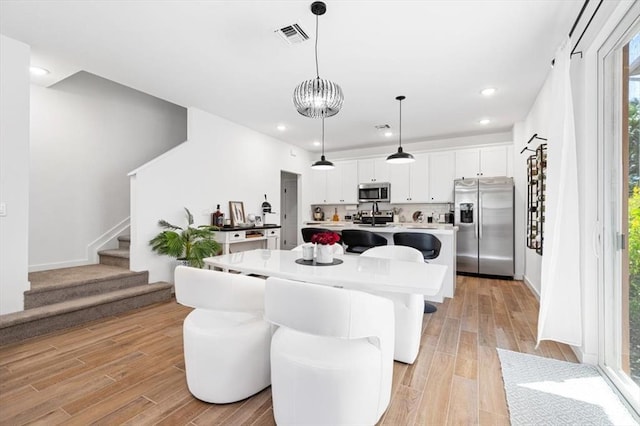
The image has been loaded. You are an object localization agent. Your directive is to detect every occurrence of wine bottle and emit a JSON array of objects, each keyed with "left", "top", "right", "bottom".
[
  {"left": 213, "top": 204, "right": 224, "bottom": 227},
  {"left": 332, "top": 207, "right": 339, "bottom": 222}
]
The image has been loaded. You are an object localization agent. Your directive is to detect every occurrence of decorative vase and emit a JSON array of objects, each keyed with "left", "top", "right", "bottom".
[{"left": 316, "top": 244, "right": 334, "bottom": 264}]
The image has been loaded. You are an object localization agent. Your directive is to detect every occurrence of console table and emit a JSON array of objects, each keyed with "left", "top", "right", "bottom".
[{"left": 214, "top": 225, "right": 281, "bottom": 255}]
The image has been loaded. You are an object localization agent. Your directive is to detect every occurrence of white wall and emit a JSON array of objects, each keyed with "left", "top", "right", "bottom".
[
  {"left": 514, "top": 75, "right": 553, "bottom": 295},
  {"left": 513, "top": 1, "right": 629, "bottom": 364},
  {"left": 29, "top": 71, "right": 186, "bottom": 271},
  {"left": 130, "top": 107, "right": 313, "bottom": 283},
  {"left": 0, "top": 35, "right": 31, "bottom": 314}
]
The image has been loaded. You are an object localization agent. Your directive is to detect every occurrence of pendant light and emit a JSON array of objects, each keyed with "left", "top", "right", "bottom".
[
  {"left": 293, "top": 1, "right": 344, "bottom": 118},
  {"left": 386, "top": 95, "right": 415, "bottom": 164},
  {"left": 311, "top": 116, "right": 335, "bottom": 170}
]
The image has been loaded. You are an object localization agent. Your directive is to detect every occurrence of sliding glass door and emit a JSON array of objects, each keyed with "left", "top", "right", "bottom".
[{"left": 600, "top": 6, "right": 640, "bottom": 414}]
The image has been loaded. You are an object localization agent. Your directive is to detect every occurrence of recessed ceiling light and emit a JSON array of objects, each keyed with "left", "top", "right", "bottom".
[
  {"left": 479, "top": 119, "right": 491, "bottom": 125},
  {"left": 313, "top": 140, "right": 321, "bottom": 146},
  {"left": 30, "top": 66, "right": 50, "bottom": 76},
  {"left": 481, "top": 87, "right": 496, "bottom": 96},
  {"left": 384, "top": 131, "right": 393, "bottom": 137},
  {"left": 277, "top": 124, "right": 287, "bottom": 131}
]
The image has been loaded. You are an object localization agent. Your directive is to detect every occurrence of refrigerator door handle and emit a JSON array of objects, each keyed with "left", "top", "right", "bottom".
[
  {"left": 478, "top": 196, "right": 483, "bottom": 239},
  {"left": 474, "top": 202, "right": 478, "bottom": 239}
]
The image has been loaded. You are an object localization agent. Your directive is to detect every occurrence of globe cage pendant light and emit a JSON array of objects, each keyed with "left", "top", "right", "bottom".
[
  {"left": 311, "top": 116, "right": 335, "bottom": 170},
  {"left": 293, "top": 1, "right": 344, "bottom": 118},
  {"left": 386, "top": 95, "right": 415, "bottom": 164}
]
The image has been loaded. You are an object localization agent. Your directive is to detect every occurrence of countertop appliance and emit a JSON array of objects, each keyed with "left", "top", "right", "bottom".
[
  {"left": 313, "top": 207, "right": 324, "bottom": 221},
  {"left": 360, "top": 210, "right": 394, "bottom": 226},
  {"left": 358, "top": 182, "right": 390, "bottom": 203},
  {"left": 454, "top": 177, "right": 514, "bottom": 277}
]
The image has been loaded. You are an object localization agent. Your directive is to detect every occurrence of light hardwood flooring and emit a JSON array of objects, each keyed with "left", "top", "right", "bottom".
[{"left": 0, "top": 276, "right": 577, "bottom": 425}]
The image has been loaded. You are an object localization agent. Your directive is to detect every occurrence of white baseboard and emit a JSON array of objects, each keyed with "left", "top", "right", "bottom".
[
  {"left": 572, "top": 346, "right": 598, "bottom": 364},
  {"left": 29, "top": 258, "right": 93, "bottom": 272},
  {"left": 522, "top": 275, "right": 540, "bottom": 300},
  {"left": 87, "top": 217, "right": 131, "bottom": 263},
  {"left": 28, "top": 217, "right": 130, "bottom": 272}
]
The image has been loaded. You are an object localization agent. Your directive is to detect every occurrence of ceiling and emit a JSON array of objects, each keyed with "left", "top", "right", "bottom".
[{"left": 0, "top": 1, "right": 584, "bottom": 153}]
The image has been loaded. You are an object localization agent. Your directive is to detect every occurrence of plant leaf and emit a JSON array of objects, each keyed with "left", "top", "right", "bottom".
[{"left": 185, "top": 207, "right": 194, "bottom": 226}]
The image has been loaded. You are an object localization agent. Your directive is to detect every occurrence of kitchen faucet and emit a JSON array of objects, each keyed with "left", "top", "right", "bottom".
[{"left": 371, "top": 201, "right": 379, "bottom": 227}]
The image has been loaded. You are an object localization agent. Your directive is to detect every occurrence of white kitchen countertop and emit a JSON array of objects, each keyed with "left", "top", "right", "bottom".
[
  {"left": 304, "top": 221, "right": 458, "bottom": 234},
  {"left": 301, "top": 221, "right": 458, "bottom": 302}
]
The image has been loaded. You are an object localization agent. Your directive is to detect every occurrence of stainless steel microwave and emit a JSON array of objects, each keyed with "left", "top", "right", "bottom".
[{"left": 358, "top": 182, "right": 390, "bottom": 203}]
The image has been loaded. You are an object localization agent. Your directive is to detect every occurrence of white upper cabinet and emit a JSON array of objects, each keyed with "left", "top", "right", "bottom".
[
  {"left": 409, "top": 154, "right": 429, "bottom": 202},
  {"left": 454, "top": 149, "right": 480, "bottom": 179},
  {"left": 428, "top": 151, "right": 455, "bottom": 202},
  {"left": 480, "top": 146, "right": 510, "bottom": 177},
  {"left": 310, "top": 169, "right": 328, "bottom": 204},
  {"left": 358, "top": 158, "right": 390, "bottom": 183},
  {"left": 326, "top": 160, "right": 358, "bottom": 204},
  {"left": 454, "top": 145, "right": 511, "bottom": 179},
  {"left": 389, "top": 153, "right": 429, "bottom": 203}
]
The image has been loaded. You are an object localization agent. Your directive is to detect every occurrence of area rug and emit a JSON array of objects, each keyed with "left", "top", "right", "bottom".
[{"left": 497, "top": 349, "right": 638, "bottom": 425}]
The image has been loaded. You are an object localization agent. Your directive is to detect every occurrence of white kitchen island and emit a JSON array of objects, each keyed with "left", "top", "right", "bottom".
[{"left": 302, "top": 222, "right": 457, "bottom": 303}]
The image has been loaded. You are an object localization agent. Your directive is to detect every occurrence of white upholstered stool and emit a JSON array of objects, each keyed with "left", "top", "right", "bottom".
[
  {"left": 264, "top": 276, "right": 394, "bottom": 425},
  {"left": 361, "top": 245, "right": 425, "bottom": 364},
  {"left": 174, "top": 266, "right": 271, "bottom": 404}
]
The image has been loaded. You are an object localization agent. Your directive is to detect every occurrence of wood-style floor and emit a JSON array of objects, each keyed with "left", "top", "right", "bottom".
[{"left": 0, "top": 276, "right": 578, "bottom": 425}]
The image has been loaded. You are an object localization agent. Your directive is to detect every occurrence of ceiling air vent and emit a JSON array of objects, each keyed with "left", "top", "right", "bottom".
[{"left": 275, "top": 23, "right": 310, "bottom": 45}]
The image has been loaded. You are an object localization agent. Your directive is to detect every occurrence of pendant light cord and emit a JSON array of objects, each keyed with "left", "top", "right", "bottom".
[
  {"left": 398, "top": 98, "right": 403, "bottom": 149},
  {"left": 315, "top": 14, "right": 320, "bottom": 78},
  {"left": 321, "top": 116, "right": 325, "bottom": 156}
]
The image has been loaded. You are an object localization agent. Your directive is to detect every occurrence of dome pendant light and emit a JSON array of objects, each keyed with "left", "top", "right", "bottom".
[
  {"left": 311, "top": 116, "right": 335, "bottom": 170},
  {"left": 386, "top": 95, "right": 415, "bottom": 164},
  {"left": 293, "top": 1, "right": 344, "bottom": 118}
]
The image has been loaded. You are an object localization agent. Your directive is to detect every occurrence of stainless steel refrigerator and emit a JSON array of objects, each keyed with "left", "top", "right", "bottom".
[{"left": 454, "top": 177, "right": 514, "bottom": 277}]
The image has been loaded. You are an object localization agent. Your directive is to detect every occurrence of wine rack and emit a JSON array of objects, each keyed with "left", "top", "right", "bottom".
[{"left": 526, "top": 143, "right": 547, "bottom": 255}]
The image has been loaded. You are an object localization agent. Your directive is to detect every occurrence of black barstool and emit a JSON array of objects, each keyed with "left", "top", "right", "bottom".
[
  {"left": 393, "top": 232, "right": 442, "bottom": 314},
  {"left": 341, "top": 230, "right": 387, "bottom": 254}
]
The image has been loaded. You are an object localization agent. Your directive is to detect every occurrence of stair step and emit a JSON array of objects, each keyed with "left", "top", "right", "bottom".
[
  {"left": 0, "top": 283, "right": 173, "bottom": 346},
  {"left": 118, "top": 235, "right": 130, "bottom": 249},
  {"left": 26, "top": 264, "right": 149, "bottom": 309},
  {"left": 99, "top": 248, "right": 130, "bottom": 268}
]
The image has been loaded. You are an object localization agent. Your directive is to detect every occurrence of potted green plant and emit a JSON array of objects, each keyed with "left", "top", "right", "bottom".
[{"left": 149, "top": 207, "right": 221, "bottom": 268}]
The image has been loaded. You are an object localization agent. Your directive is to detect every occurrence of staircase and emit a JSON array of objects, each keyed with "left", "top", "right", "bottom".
[{"left": 0, "top": 235, "right": 173, "bottom": 345}]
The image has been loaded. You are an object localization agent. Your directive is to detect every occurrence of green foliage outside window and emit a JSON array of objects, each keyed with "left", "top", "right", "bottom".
[{"left": 628, "top": 98, "right": 640, "bottom": 379}]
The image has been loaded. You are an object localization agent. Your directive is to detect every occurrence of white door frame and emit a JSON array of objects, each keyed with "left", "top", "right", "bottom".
[{"left": 597, "top": 1, "right": 640, "bottom": 414}]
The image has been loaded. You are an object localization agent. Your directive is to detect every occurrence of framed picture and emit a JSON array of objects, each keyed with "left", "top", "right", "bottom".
[
  {"left": 229, "top": 201, "right": 245, "bottom": 226},
  {"left": 255, "top": 216, "right": 263, "bottom": 227}
]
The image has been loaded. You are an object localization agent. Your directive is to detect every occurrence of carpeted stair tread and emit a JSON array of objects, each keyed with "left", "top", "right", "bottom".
[
  {"left": 28, "top": 264, "right": 143, "bottom": 291},
  {"left": 118, "top": 235, "right": 130, "bottom": 249},
  {"left": 3, "top": 283, "right": 172, "bottom": 326},
  {"left": 98, "top": 248, "right": 130, "bottom": 259},
  {"left": 0, "top": 283, "right": 173, "bottom": 345}
]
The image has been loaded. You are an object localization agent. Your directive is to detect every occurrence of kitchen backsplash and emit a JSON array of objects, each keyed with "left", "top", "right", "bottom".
[{"left": 311, "top": 203, "right": 453, "bottom": 223}]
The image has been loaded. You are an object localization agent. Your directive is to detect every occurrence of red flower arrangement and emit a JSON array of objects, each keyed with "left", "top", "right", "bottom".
[{"left": 311, "top": 231, "right": 341, "bottom": 245}]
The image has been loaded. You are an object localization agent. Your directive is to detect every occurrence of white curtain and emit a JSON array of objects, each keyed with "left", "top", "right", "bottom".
[{"left": 537, "top": 36, "right": 582, "bottom": 347}]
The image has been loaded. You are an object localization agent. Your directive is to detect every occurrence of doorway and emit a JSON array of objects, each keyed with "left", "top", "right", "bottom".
[
  {"left": 599, "top": 4, "right": 640, "bottom": 413},
  {"left": 280, "top": 171, "right": 299, "bottom": 250}
]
